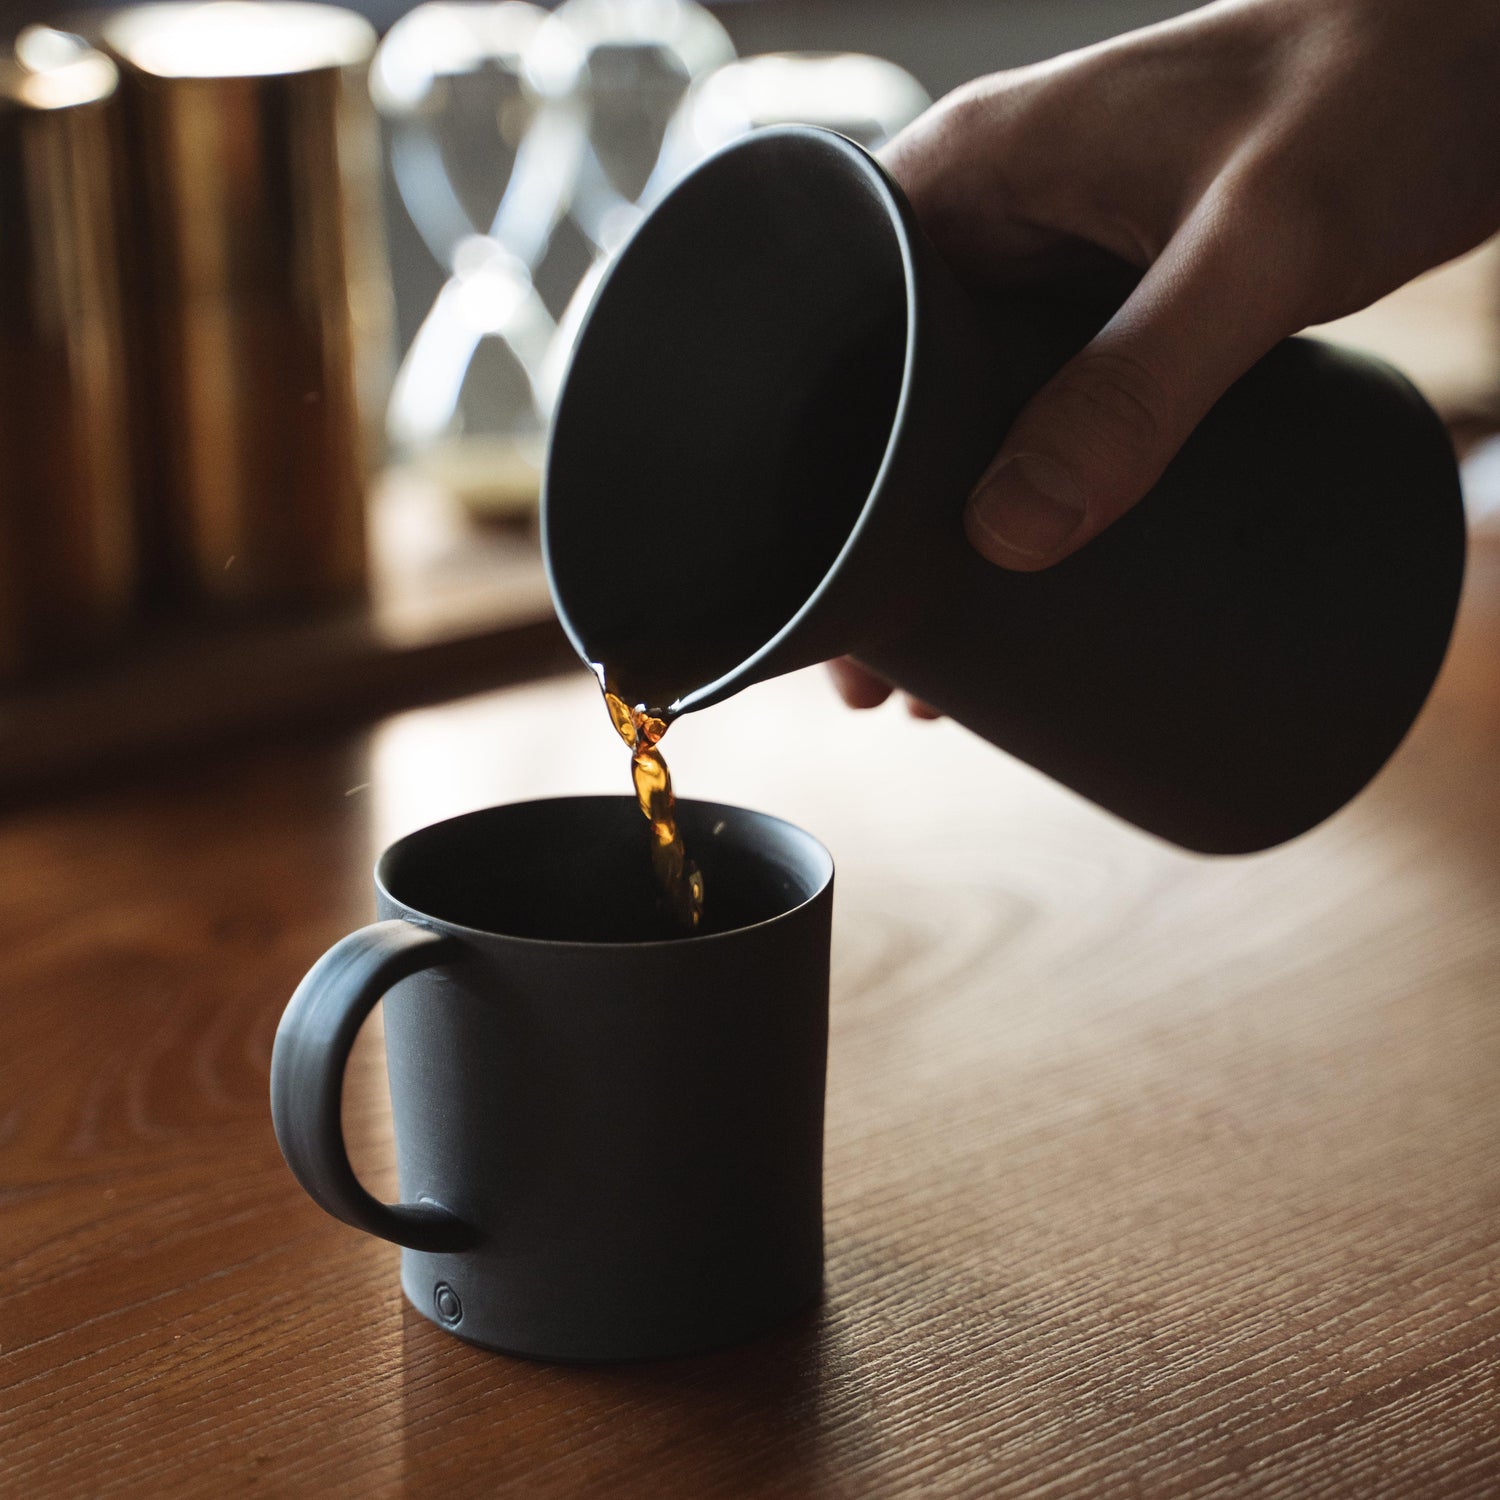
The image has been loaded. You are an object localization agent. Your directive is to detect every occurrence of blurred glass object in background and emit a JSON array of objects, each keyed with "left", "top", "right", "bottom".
[
  {"left": 373, "top": 2, "right": 585, "bottom": 519},
  {"left": 554, "top": 0, "right": 733, "bottom": 258},
  {"left": 532, "top": 0, "right": 735, "bottom": 425},
  {"left": 0, "top": 28, "right": 134, "bottom": 681},
  {"left": 372, "top": 0, "right": 934, "bottom": 522},
  {"left": 374, "top": 0, "right": 734, "bottom": 520},
  {"left": 653, "top": 50, "right": 930, "bottom": 181}
]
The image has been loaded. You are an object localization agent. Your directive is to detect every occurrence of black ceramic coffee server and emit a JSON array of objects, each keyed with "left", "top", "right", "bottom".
[{"left": 543, "top": 126, "right": 1465, "bottom": 854}]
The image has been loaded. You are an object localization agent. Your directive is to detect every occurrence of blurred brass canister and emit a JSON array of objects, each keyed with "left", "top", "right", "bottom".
[
  {"left": 100, "top": 2, "right": 387, "bottom": 616},
  {"left": 0, "top": 30, "right": 134, "bottom": 681}
]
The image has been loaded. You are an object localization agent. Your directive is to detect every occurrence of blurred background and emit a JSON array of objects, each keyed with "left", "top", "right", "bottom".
[{"left": 1, "top": 0, "right": 1497, "bottom": 800}]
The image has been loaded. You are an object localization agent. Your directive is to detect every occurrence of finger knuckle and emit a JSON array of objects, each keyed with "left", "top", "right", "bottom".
[{"left": 1216, "top": 159, "right": 1362, "bottom": 319}]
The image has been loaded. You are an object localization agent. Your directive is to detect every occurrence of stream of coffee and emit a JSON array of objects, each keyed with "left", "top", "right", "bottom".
[{"left": 597, "top": 670, "right": 704, "bottom": 930}]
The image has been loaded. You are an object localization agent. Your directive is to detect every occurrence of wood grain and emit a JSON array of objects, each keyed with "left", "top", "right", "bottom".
[
  {"left": 0, "top": 472, "right": 568, "bottom": 801},
  {"left": 4, "top": 542, "right": 1500, "bottom": 1498}
]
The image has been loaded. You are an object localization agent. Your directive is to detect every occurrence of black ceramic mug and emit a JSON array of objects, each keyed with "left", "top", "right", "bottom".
[{"left": 270, "top": 796, "right": 834, "bottom": 1362}]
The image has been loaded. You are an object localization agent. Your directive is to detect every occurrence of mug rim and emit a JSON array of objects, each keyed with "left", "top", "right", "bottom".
[{"left": 373, "top": 794, "right": 834, "bottom": 951}]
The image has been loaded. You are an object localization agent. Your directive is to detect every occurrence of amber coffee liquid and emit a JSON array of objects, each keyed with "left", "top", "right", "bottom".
[{"left": 597, "top": 670, "right": 704, "bottom": 930}]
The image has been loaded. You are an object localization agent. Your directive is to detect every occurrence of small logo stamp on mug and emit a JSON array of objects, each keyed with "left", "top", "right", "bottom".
[{"left": 433, "top": 1282, "right": 463, "bottom": 1327}]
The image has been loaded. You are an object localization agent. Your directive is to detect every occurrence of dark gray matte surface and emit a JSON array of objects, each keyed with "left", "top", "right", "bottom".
[
  {"left": 271, "top": 797, "right": 833, "bottom": 1362},
  {"left": 543, "top": 126, "right": 1465, "bottom": 855}
]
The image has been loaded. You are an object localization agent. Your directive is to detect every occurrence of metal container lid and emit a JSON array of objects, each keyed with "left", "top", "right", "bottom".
[{"left": 101, "top": 1, "right": 374, "bottom": 79}]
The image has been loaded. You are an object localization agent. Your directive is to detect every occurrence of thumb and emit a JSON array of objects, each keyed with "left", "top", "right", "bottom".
[{"left": 964, "top": 213, "right": 1296, "bottom": 571}]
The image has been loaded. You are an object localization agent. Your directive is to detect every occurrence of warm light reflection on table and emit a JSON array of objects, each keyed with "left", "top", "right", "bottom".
[{"left": 4, "top": 544, "right": 1500, "bottom": 1496}]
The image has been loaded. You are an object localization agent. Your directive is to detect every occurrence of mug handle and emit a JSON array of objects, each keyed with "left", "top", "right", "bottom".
[{"left": 270, "top": 919, "right": 480, "bottom": 1252}]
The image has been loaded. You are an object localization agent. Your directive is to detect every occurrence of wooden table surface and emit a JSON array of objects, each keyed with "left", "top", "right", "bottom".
[{"left": 5, "top": 540, "right": 1500, "bottom": 1498}]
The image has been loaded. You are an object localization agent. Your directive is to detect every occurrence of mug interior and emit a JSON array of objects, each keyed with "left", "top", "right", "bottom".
[{"left": 377, "top": 797, "right": 832, "bottom": 944}]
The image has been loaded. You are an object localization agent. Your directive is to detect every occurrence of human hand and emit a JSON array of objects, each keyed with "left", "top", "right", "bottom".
[
  {"left": 826, "top": 659, "right": 941, "bottom": 718},
  {"left": 830, "top": 0, "right": 1500, "bottom": 713}
]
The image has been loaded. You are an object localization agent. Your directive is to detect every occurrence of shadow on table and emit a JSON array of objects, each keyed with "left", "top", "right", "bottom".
[{"left": 397, "top": 1291, "right": 874, "bottom": 1493}]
